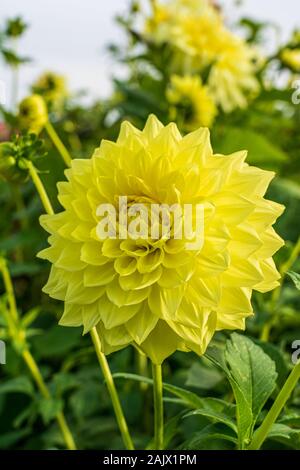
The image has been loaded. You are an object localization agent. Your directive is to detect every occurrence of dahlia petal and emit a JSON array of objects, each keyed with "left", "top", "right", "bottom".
[
  {"left": 190, "top": 275, "right": 221, "bottom": 308},
  {"left": 80, "top": 242, "right": 109, "bottom": 266},
  {"left": 139, "top": 320, "right": 182, "bottom": 364},
  {"left": 65, "top": 277, "right": 105, "bottom": 304},
  {"left": 82, "top": 302, "right": 102, "bottom": 334},
  {"left": 114, "top": 256, "right": 137, "bottom": 276},
  {"left": 137, "top": 249, "right": 164, "bottom": 273},
  {"left": 59, "top": 303, "right": 82, "bottom": 327},
  {"left": 83, "top": 264, "right": 116, "bottom": 287},
  {"left": 148, "top": 284, "right": 184, "bottom": 319},
  {"left": 125, "top": 302, "right": 159, "bottom": 344},
  {"left": 212, "top": 192, "right": 255, "bottom": 225},
  {"left": 222, "top": 256, "right": 263, "bottom": 287},
  {"left": 255, "top": 227, "right": 284, "bottom": 259},
  {"left": 119, "top": 266, "right": 162, "bottom": 291},
  {"left": 102, "top": 239, "right": 123, "bottom": 258},
  {"left": 99, "top": 295, "right": 140, "bottom": 329},
  {"left": 218, "top": 287, "right": 253, "bottom": 315},
  {"left": 254, "top": 258, "right": 281, "bottom": 293},
  {"left": 96, "top": 322, "right": 132, "bottom": 355},
  {"left": 106, "top": 278, "right": 150, "bottom": 307},
  {"left": 227, "top": 166, "right": 275, "bottom": 197},
  {"left": 168, "top": 309, "right": 217, "bottom": 356},
  {"left": 142, "top": 114, "right": 164, "bottom": 141}
]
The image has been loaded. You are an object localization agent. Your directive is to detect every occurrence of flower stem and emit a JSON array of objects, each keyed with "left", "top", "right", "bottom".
[
  {"left": 22, "top": 349, "right": 77, "bottom": 450},
  {"left": 0, "top": 260, "right": 77, "bottom": 450},
  {"left": 45, "top": 121, "right": 72, "bottom": 167},
  {"left": 90, "top": 327, "right": 134, "bottom": 450},
  {"left": 27, "top": 163, "right": 133, "bottom": 450},
  {"left": 249, "top": 361, "right": 300, "bottom": 450},
  {"left": 152, "top": 362, "right": 164, "bottom": 450},
  {"left": 0, "top": 258, "right": 19, "bottom": 324},
  {"left": 27, "top": 162, "right": 54, "bottom": 216}
]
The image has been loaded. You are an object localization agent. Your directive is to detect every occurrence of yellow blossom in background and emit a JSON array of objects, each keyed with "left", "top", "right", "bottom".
[
  {"left": 145, "top": 0, "right": 261, "bottom": 112},
  {"left": 167, "top": 75, "right": 217, "bottom": 129},
  {"left": 281, "top": 48, "right": 300, "bottom": 72},
  {"left": 32, "top": 71, "right": 68, "bottom": 110},
  {"left": 208, "top": 35, "right": 260, "bottom": 113},
  {"left": 18, "top": 94, "right": 48, "bottom": 134},
  {"left": 38, "top": 115, "right": 284, "bottom": 364}
]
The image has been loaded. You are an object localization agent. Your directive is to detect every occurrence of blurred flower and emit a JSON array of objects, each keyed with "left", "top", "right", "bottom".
[
  {"left": 208, "top": 36, "right": 260, "bottom": 113},
  {"left": 145, "top": 0, "right": 260, "bottom": 112},
  {"left": 32, "top": 72, "right": 68, "bottom": 111},
  {"left": 39, "top": 115, "right": 284, "bottom": 364},
  {"left": 167, "top": 75, "right": 217, "bottom": 128},
  {"left": 281, "top": 48, "right": 300, "bottom": 72},
  {"left": 18, "top": 95, "right": 48, "bottom": 134},
  {"left": 0, "top": 123, "right": 11, "bottom": 142}
]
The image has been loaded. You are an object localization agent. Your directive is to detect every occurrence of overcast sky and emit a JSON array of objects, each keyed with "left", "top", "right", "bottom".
[{"left": 1, "top": 0, "right": 299, "bottom": 103}]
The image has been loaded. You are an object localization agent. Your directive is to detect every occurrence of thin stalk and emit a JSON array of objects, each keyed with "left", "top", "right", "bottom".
[
  {"left": 260, "top": 235, "right": 300, "bottom": 342},
  {"left": 27, "top": 162, "right": 54, "bottom": 216},
  {"left": 22, "top": 349, "right": 77, "bottom": 450},
  {"left": 152, "top": 362, "right": 164, "bottom": 450},
  {"left": 90, "top": 327, "right": 134, "bottom": 450},
  {"left": 45, "top": 121, "right": 72, "bottom": 167},
  {"left": 249, "top": 361, "right": 300, "bottom": 450},
  {"left": 14, "top": 185, "right": 29, "bottom": 230},
  {"left": 0, "top": 260, "right": 77, "bottom": 450},
  {"left": 27, "top": 155, "right": 133, "bottom": 450},
  {"left": 0, "top": 258, "right": 19, "bottom": 323}
]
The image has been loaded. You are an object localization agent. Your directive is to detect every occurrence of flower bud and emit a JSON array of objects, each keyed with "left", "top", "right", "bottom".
[{"left": 18, "top": 95, "right": 48, "bottom": 134}]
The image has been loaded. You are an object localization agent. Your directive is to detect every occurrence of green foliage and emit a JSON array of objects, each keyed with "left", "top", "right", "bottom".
[{"left": 0, "top": 2, "right": 300, "bottom": 451}]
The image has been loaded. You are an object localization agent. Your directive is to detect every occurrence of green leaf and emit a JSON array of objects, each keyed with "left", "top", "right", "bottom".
[
  {"left": 267, "top": 423, "right": 300, "bottom": 441},
  {"left": 0, "top": 428, "right": 31, "bottom": 449},
  {"left": 184, "top": 397, "right": 237, "bottom": 433},
  {"left": 37, "top": 397, "right": 63, "bottom": 425},
  {"left": 113, "top": 372, "right": 204, "bottom": 408},
  {"left": 0, "top": 376, "right": 34, "bottom": 396},
  {"left": 214, "top": 127, "right": 288, "bottom": 169},
  {"left": 186, "top": 362, "right": 224, "bottom": 390},
  {"left": 182, "top": 423, "right": 237, "bottom": 450},
  {"left": 224, "top": 333, "right": 277, "bottom": 449},
  {"left": 287, "top": 271, "right": 300, "bottom": 290},
  {"left": 31, "top": 326, "right": 82, "bottom": 358}
]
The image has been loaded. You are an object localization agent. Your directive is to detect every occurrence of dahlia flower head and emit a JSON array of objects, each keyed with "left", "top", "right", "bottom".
[
  {"left": 39, "top": 115, "right": 284, "bottom": 364},
  {"left": 145, "top": 0, "right": 260, "bottom": 112},
  {"left": 167, "top": 75, "right": 217, "bottom": 129}
]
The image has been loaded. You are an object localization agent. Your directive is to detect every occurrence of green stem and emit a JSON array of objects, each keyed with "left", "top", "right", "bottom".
[
  {"left": 152, "top": 362, "right": 164, "bottom": 450},
  {"left": 14, "top": 185, "right": 29, "bottom": 230},
  {"left": 27, "top": 162, "right": 54, "bottom": 216},
  {"left": 22, "top": 349, "right": 77, "bottom": 450},
  {"left": 90, "top": 327, "right": 134, "bottom": 450},
  {"left": 260, "top": 235, "right": 300, "bottom": 342},
  {"left": 249, "top": 361, "right": 300, "bottom": 450},
  {"left": 137, "top": 351, "right": 148, "bottom": 392},
  {"left": 0, "top": 260, "right": 77, "bottom": 450},
  {"left": 45, "top": 121, "right": 72, "bottom": 167},
  {"left": 0, "top": 258, "right": 19, "bottom": 323},
  {"left": 27, "top": 161, "right": 133, "bottom": 450}
]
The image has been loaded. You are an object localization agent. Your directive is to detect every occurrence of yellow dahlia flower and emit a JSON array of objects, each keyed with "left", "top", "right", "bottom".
[
  {"left": 167, "top": 75, "right": 217, "bottom": 129},
  {"left": 32, "top": 72, "right": 67, "bottom": 110},
  {"left": 38, "top": 115, "right": 284, "bottom": 364},
  {"left": 281, "top": 48, "right": 300, "bottom": 72},
  {"left": 18, "top": 95, "right": 48, "bottom": 134},
  {"left": 208, "top": 35, "right": 260, "bottom": 113},
  {"left": 145, "top": 0, "right": 260, "bottom": 112}
]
